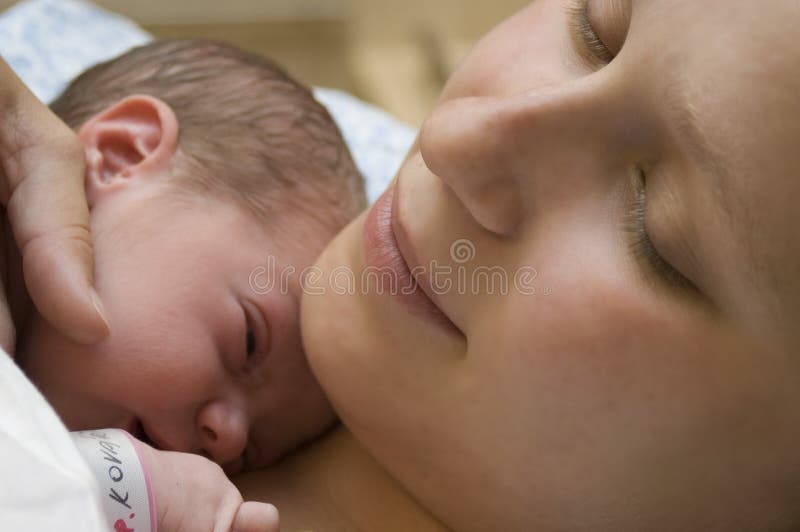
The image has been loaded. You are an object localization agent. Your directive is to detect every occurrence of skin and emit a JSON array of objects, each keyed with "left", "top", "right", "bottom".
[
  {"left": 0, "top": 57, "right": 108, "bottom": 350},
  {"left": 6, "top": 0, "right": 800, "bottom": 529},
  {"left": 14, "top": 95, "right": 338, "bottom": 473},
  {"left": 0, "top": 60, "right": 282, "bottom": 530},
  {"left": 288, "top": 0, "right": 800, "bottom": 530}
]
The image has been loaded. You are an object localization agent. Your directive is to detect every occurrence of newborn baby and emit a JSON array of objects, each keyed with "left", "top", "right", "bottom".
[{"left": 3, "top": 39, "right": 365, "bottom": 530}]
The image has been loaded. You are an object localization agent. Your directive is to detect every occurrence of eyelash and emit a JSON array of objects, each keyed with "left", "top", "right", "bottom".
[
  {"left": 566, "top": 3, "right": 693, "bottom": 293},
  {"left": 622, "top": 169, "right": 696, "bottom": 292},
  {"left": 246, "top": 328, "right": 256, "bottom": 356},
  {"left": 242, "top": 305, "right": 266, "bottom": 373},
  {"left": 566, "top": 0, "right": 615, "bottom": 64}
]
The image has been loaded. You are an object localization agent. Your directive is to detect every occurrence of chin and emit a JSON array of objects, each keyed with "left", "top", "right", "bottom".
[{"left": 300, "top": 211, "right": 370, "bottom": 400}]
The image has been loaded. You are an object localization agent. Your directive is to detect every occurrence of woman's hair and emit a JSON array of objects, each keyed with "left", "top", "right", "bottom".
[{"left": 51, "top": 39, "right": 366, "bottom": 230}]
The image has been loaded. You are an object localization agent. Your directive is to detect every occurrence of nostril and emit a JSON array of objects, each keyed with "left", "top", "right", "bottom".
[
  {"left": 202, "top": 426, "right": 218, "bottom": 443},
  {"left": 196, "top": 400, "right": 249, "bottom": 464}
]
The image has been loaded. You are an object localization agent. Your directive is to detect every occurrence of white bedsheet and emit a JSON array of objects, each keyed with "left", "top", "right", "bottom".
[{"left": 0, "top": 351, "right": 105, "bottom": 531}]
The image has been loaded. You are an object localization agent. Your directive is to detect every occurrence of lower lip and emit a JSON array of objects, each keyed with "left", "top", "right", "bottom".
[
  {"left": 127, "top": 418, "right": 147, "bottom": 440},
  {"left": 140, "top": 422, "right": 170, "bottom": 450},
  {"left": 363, "top": 184, "right": 456, "bottom": 330}
]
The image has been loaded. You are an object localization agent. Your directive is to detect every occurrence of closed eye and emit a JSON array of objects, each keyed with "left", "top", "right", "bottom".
[
  {"left": 241, "top": 301, "right": 269, "bottom": 373},
  {"left": 622, "top": 168, "right": 698, "bottom": 294},
  {"left": 566, "top": 0, "right": 615, "bottom": 65},
  {"left": 246, "top": 327, "right": 256, "bottom": 357}
]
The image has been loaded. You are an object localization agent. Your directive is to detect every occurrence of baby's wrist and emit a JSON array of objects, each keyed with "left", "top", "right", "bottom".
[{"left": 71, "top": 429, "right": 157, "bottom": 532}]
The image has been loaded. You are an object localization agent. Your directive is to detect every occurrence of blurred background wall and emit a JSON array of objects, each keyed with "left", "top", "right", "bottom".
[{"left": 0, "top": 0, "right": 529, "bottom": 125}]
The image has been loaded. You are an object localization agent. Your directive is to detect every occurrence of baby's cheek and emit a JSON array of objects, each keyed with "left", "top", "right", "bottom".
[{"left": 15, "top": 315, "right": 107, "bottom": 427}]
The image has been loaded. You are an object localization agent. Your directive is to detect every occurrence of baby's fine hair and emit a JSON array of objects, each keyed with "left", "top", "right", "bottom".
[{"left": 51, "top": 39, "right": 366, "bottom": 230}]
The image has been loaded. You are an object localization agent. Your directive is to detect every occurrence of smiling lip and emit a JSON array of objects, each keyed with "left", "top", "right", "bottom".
[{"left": 363, "top": 182, "right": 458, "bottom": 332}]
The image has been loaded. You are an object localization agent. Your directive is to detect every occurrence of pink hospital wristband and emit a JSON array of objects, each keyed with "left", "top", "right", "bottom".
[{"left": 71, "top": 429, "right": 157, "bottom": 532}]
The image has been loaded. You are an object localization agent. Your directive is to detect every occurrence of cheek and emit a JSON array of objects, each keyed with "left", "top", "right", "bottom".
[
  {"left": 94, "top": 262, "right": 227, "bottom": 391},
  {"left": 482, "top": 275, "right": 704, "bottom": 403},
  {"left": 467, "top": 216, "right": 716, "bottom": 411},
  {"left": 102, "top": 320, "right": 217, "bottom": 396},
  {"left": 16, "top": 315, "right": 121, "bottom": 427},
  {"left": 468, "top": 279, "right": 800, "bottom": 522},
  {"left": 74, "top": 284, "right": 224, "bottom": 415},
  {"left": 18, "top": 315, "right": 99, "bottom": 384},
  {"left": 471, "top": 265, "right": 775, "bottom": 469}
]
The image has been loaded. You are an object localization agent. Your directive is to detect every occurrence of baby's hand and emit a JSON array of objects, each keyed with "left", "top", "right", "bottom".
[{"left": 137, "top": 441, "right": 279, "bottom": 532}]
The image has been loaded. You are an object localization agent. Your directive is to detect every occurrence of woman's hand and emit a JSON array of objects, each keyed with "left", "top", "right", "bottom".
[{"left": 0, "top": 57, "right": 108, "bottom": 351}]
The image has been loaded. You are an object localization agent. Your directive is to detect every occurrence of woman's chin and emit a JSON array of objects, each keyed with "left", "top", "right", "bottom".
[{"left": 300, "top": 209, "right": 368, "bottom": 394}]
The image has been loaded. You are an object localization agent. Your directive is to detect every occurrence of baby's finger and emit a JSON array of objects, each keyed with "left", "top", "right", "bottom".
[{"left": 232, "top": 501, "right": 280, "bottom": 532}]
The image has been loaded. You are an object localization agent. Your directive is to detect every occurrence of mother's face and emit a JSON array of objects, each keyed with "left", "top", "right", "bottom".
[{"left": 302, "top": 0, "right": 800, "bottom": 530}]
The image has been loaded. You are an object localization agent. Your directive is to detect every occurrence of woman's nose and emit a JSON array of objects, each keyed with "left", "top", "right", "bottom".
[
  {"left": 419, "top": 81, "right": 607, "bottom": 236},
  {"left": 196, "top": 399, "right": 248, "bottom": 464}
]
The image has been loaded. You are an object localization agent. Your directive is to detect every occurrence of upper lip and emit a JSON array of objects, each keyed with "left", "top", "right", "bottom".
[
  {"left": 129, "top": 418, "right": 172, "bottom": 451},
  {"left": 390, "top": 178, "right": 460, "bottom": 333}
]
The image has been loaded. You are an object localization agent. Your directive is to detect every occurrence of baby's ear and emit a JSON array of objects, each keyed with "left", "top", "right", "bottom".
[{"left": 78, "top": 95, "right": 179, "bottom": 207}]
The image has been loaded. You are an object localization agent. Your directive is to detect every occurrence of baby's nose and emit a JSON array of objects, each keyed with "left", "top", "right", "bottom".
[{"left": 196, "top": 399, "right": 248, "bottom": 465}]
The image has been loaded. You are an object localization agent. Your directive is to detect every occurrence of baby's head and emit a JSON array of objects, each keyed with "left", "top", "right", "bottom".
[{"left": 17, "top": 40, "right": 365, "bottom": 471}]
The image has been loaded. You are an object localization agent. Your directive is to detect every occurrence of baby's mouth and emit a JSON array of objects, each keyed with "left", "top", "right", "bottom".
[{"left": 129, "top": 418, "right": 158, "bottom": 449}]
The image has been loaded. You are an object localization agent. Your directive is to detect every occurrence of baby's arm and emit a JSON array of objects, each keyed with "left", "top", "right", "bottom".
[{"left": 72, "top": 429, "right": 279, "bottom": 532}]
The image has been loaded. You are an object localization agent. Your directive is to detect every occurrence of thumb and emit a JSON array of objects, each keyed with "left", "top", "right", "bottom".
[
  {"left": 232, "top": 502, "right": 280, "bottom": 532},
  {"left": 0, "top": 59, "right": 109, "bottom": 344}
]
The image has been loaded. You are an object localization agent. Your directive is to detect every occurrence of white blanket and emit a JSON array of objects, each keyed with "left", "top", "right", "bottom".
[{"left": 0, "top": 351, "right": 105, "bottom": 530}]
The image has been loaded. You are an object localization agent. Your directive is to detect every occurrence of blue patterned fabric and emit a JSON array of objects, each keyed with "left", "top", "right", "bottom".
[
  {"left": 0, "top": 0, "right": 151, "bottom": 104},
  {"left": 0, "top": 0, "right": 415, "bottom": 203},
  {"left": 313, "top": 87, "right": 415, "bottom": 203}
]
